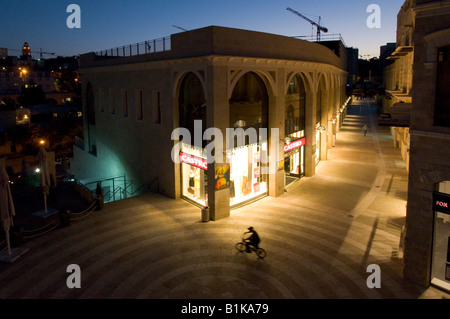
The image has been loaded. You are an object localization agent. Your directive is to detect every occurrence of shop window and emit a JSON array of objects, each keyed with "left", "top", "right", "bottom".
[
  {"left": 229, "top": 72, "right": 269, "bottom": 206},
  {"left": 434, "top": 45, "right": 450, "bottom": 127},
  {"left": 431, "top": 181, "right": 450, "bottom": 292},
  {"left": 284, "top": 74, "right": 306, "bottom": 182},
  {"left": 180, "top": 143, "right": 208, "bottom": 207}
]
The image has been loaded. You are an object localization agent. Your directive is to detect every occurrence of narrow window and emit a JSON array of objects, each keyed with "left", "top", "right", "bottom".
[
  {"left": 122, "top": 89, "right": 128, "bottom": 117},
  {"left": 109, "top": 88, "right": 115, "bottom": 115},
  {"left": 136, "top": 90, "right": 143, "bottom": 121},
  {"left": 434, "top": 45, "right": 450, "bottom": 127},
  {"left": 154, "top": 91, "right": 161, "bottom": 124}
]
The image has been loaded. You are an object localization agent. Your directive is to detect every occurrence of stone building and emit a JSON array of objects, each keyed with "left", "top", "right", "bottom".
[
  {"left": 400, "top": 0, "right": 450, "bottom": 292},
  {"left": 70, "top": 26, "right": 348, "bottom": 220},
  {"left": 380, "top": 0, "right": 416, "bottom": 172}
]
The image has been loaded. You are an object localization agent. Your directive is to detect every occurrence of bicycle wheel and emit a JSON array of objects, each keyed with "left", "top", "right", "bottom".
[
  {"left": 255, "top": 248, "right": 266, "bottom": 259},
  {"left": 235, "top": 242, "right": 247, "bottom": 252}
]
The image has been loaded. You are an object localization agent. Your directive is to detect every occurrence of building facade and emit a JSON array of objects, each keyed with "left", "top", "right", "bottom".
[
  {"left": 402, "top": 0, "right": 450, "bottom": 292},
  {"left": 70, "top": 26, "right": 348, "bottom": 220}
]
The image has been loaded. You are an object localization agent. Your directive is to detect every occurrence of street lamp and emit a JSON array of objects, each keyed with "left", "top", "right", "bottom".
[{"left": 317, "top": 125, "right": 327, "bottom": 133}]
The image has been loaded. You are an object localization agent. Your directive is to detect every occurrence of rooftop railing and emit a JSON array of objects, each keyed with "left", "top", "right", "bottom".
[
  {"left": 95, "top": 36, "right": 171, "bottom": 57},
  {"left": 293, "top": 33, "right": 347, "bottom": 48}
]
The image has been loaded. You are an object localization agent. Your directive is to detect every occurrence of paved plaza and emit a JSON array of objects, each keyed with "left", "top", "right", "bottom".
[{"left": 1, "top": 99, "right": 449, "bottom": 299}]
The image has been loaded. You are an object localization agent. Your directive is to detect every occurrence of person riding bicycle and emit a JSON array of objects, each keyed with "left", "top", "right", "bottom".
[{"left": 244, "top": 227, "right": 260, "bottom": 253}]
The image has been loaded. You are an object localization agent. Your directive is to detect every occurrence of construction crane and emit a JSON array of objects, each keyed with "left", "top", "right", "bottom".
[
  {"left": 286, "top": 7, "right": 328, "bottom": 41},
  {"left": 173, "top": 25, "right": 189, "bottom": 32}
]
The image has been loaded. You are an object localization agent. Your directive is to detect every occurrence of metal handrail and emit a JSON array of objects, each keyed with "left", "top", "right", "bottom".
[
  {"left": 293, "top": 33, "right": 347, "bottom": 47},
  {"left": 95, "top": 36, "right": 171, "bottom": 57}
]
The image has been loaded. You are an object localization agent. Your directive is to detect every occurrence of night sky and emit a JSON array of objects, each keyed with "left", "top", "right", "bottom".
[{"left": 1, "top": 0, "right": 404, "bottom": 58}]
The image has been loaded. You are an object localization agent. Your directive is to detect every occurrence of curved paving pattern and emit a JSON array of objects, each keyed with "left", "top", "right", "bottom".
[{"left": 1, "top": 99, "right": 448, "bottom": 299}]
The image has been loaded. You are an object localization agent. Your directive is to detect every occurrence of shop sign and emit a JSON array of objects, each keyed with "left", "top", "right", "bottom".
[
  {"left": 433, "top": 191, "right": 450, "bottom": 215},
  {"left": 215, "top": 165, "right": 230, "bottom": 190},
  {"left": 180, "top": 152, "right": 208, "bottom": 170},
  {"left": 284, "top": 137, "right": 306, "bottom": 153}
]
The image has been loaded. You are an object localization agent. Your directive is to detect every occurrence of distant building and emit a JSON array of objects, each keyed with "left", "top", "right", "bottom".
[
  {"left": 0, "top": 48, "right": 7, "bottom": 59},
  {"left": 0, "top": 67, "right": 55, "bottom": 94},
  {"left": 21, "top": 42, "right": 31, "bottom": 58},
  {"left": 70, "top": 26, "right": 349, "bottom": 220},
  {"left": 380, "top": 43, "right": 396, "bottom": 60},
  {"left": 346, "top": 47, "right": 359, "bottom": 86},
  {"left": 379, "top": 1, "right": 415, "bottom": 172}
]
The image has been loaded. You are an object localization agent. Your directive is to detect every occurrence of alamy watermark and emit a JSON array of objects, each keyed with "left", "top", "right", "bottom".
[
  {"left": 66, "top": 264, "right": 81, "bottom": 288},
  {"left": 171, "top": 121, "right": 281, "bottom": 174},
  {"left": 66, "top": 4, "right": 81, "bottom": 29},
  {"left": 366, "top": 264, "right": 381, "bottom": 289},
  {"left": 366, "top": 4, "right": 381, "bottom": 29}
]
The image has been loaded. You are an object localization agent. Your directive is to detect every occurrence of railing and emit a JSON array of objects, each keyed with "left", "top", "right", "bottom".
[
  {"left": 95, "top": 36, "right": 171, "bottom": 57},
  {"left": 79, "top": 175, "right": 156, "bottom": 204},
  {"left": 293, "top": 33, "right": 347, "bottom": 47}
]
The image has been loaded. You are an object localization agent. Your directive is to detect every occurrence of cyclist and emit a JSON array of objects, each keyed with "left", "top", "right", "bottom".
[{"left": 244, "top": 227, "right": 260, "bottom": 253}]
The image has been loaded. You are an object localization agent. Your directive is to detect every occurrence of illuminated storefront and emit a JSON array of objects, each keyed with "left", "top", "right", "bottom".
[
  {"left": 285, "top": 74, "right": 306, "bottom": 185},
  {"left": 229, "top": 72, "right": 269, "bottom": 207},
  {"left": 229, "top": 143, "right": 268, "bottom": 207},
  {"left": 431, "top": 181, "right": 450, "bottom": 292},
  {"left": 284, "top": 134, "right": 305, "bottom": 186},
  {"left": 180, "top": 144, "right": 208, "bottom": 206}
]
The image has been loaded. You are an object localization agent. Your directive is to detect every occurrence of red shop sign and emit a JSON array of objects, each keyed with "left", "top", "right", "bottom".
[
  {"left": 180, "top": 152, "right": 208, "bottom": 170},
  {"left": 284, "top": 137, "right": 306, "bottom": 153}
]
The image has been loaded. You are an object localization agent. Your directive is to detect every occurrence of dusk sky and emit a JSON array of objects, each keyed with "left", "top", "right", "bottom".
[{"left": 1, "top": 0, "right": 405, "bottom": 58}]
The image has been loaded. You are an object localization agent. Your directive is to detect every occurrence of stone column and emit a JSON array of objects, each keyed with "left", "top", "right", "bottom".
[
  {"left": 304, "top": 90, "right": 316, "bottom": 177},
  {"left": 268, "top": 68, "right": 285, "bottom": 197},
  {"left": 206, "top": 61, "right": 230, "bottom": 221}
]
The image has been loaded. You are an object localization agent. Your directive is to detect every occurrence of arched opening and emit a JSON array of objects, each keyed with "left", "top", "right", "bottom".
[
  {"left": 179, "top": 72, "right": 207, "bottom": 144},
  {"left": 284, "top": 74, "right": 307, "bottom": 185},
  {"left": 178, "top": 72, "right": 208, "bottom": 207},
  {"left": 315, "top": 75, "right": 327, "bottom": 166},
  {"left": 228, "top": 72, "right": 269, "bottom": 207},
  {"left": 229, "top": 72, "right": 268, "bottom": 133}
]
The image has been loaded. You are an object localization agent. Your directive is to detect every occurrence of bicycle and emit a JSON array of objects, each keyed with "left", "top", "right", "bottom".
[{"left": 235, "top": 240, "right": 267, "bottom": 259}]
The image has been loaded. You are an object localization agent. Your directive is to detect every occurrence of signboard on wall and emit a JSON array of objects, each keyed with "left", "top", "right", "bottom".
[
  {"left": 215, "top": 165, "right": 230, "bottom": 190},
  {"left": 433, "top": 191, "right": 450, "bottom": 215}
]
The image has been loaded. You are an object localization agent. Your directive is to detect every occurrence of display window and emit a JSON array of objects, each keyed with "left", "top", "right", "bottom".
[
  {"left": 284, "top": 132, "right": 305, "bottom": 187},
  {"left": 180, "top": 144, "right": 208, "bottom": 207},
  {"left": 229, "top": 143, "right": 268, "bottom": 207},
  {"left": 431, "top": 181, "right": 450, "bottom": 292}
]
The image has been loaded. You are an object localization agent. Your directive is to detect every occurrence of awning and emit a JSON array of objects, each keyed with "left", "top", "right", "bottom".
[
  {"left": 378, "top": 102, "right": 411, "bottom": 127},
  {"left": 387, "top": 46, "right": 413, "bottom": 59}
]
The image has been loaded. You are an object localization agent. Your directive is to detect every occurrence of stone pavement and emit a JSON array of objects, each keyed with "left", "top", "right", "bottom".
[{"left": 1, "top": 98, "right": 449, "bottom": 299}]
